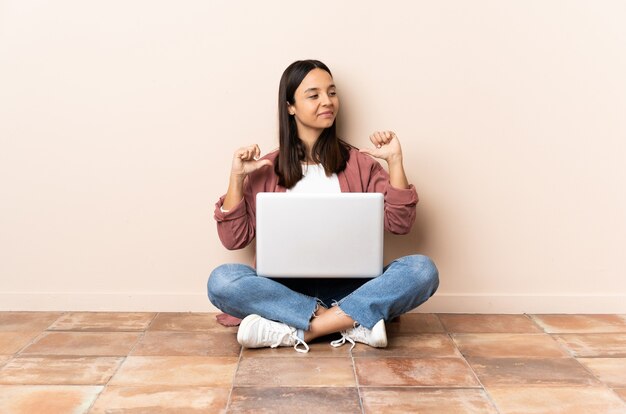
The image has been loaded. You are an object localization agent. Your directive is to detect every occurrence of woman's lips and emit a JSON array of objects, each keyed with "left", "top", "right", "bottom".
[{"left": 318, "top": 111, "right": 334, "bottom": 118}]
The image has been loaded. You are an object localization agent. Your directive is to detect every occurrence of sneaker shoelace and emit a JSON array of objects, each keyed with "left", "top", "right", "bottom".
[
  {"left": 293, "top": 337, "right": 310, "bottom": 353},
  {"left": 330, "top": 333, "right": 356, "bottom": 350},
  {"left": 267, "top": 326, "right": 310, "bottom": 353},
  {"left": 330, "top": 324, "right": 369, "bottom": 350}
]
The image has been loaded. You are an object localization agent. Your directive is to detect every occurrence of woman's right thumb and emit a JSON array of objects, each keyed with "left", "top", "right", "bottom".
[{"left": 256, "top": 159, "right": 273, "bottom": 169}]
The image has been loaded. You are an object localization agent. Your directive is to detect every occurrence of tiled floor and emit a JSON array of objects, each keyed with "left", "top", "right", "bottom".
[{"left": 1, "top": 313, "right": 626, "bottom": 413}]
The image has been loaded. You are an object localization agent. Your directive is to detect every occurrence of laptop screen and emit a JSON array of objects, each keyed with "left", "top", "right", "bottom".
[{"left": 255, "top": 193, "right": 384, "bottom": 278}]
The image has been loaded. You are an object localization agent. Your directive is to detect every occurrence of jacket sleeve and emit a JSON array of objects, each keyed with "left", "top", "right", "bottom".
[
  {"left": 213, "top": 175, "right": 257, "bottom": 250},
  {"left": 366, "top": 161, "right": 418, "bottom": 235}
]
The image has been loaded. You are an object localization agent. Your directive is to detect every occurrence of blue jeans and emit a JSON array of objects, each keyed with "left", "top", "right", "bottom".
[{"left": 207, "top": 254, "right": 439, "bottom": 330}]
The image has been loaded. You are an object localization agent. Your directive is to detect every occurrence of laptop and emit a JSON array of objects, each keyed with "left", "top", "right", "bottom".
[{"left": 255, "top": 192, "right": 384, "bottom": 278}]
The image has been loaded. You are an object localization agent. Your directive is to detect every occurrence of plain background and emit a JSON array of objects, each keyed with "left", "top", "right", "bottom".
[{"left": 1, "top": 1, "right": 625, "bottom": 312}]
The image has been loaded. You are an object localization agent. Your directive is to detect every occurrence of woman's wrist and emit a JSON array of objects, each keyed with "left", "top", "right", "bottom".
[
  {"left": 387, "top": 155, "right": 409, "bottom": 189},
  {"left": 386, "top": 153, "right": 403, "bottom": 167},
  {"left": 223, "top": 174, "right": 245, "bottom": 210},
  {"left": 229, "top": 172, "right": 246, "bottom": 184}
]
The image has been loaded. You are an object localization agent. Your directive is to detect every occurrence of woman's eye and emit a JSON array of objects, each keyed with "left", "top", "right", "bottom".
[
  {"left": 309, "top": 95, "right": 318, "bottom": 99},
  {"left": 329, "top": 91, "right": 337, "bottom": 96}
]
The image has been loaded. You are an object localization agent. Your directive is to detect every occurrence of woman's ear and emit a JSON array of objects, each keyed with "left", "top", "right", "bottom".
[{"left": 287, "top": 102, "right": 295, "bottom": 116}]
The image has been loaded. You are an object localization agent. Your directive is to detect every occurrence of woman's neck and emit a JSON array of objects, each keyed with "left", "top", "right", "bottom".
[{"left": 298, "top": 128, "right": 322, "bottom": 162}]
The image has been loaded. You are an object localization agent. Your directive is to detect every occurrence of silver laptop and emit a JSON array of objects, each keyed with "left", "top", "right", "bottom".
[{"left": 255, "top": 193, "right": 384, "bottom": 278}]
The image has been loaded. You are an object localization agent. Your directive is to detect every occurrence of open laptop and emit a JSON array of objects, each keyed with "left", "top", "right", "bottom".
[{"left": 255, "top": 193, "right": 384, "bottom": 278}]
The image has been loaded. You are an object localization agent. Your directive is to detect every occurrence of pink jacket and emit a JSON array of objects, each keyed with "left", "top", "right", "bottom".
[{"left": 214, "top": 147, "right": 418, "bottom": 250}]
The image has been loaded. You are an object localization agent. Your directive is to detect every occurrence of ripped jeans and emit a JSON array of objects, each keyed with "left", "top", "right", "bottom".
[{"left": 207, "top": 254, "right": 439, "bottom": 330}]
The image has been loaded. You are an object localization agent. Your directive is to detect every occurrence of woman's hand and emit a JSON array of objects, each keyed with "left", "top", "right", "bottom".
[
  {"left": 359, "top": 131, "right": 403, "bottom": 164},
  {"left": 360, "top": 131, "right": 409, "bottom": 189},
  {"left": 231, "top": 144, "right": 273, "bottom": 179},
  {"left": 223, "top": 144, "right": 272, "bottom": 211}
]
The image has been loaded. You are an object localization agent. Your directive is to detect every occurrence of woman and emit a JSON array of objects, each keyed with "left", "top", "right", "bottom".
[{"left": 208, "top": 60, "right": 438, "bottom": 353}]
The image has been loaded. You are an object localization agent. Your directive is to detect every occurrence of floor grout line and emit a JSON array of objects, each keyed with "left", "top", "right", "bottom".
[
  {"left": 3, "top": 312, "right": 626, "bottom": 411},
  {"left": 82, "top": 313, "right": 158, "bottom": 413},
  {"left": 349, "top": 346, "right": 366, "bottom": 414},
  {"left": 7, "top": 312, "right": 68, "bottom": 359},
  {"left": 529, "top": 313, "right": 626, "bottom": 394},
  {"left": 143, "top": 312, "right": 160, "bottom": 332},
  {"left": 448, "top": 331, "right": 503, "bottom": 414},
  {"left": 224, "top": 338, "right": 244, "bottom": 413},
  {"left": 526, "top": 313, "right": 549, "bottom": 332}
]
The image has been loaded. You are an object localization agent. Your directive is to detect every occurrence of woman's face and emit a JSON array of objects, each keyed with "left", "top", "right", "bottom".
[{"left": 288, "top": 68, "right": 339, "bottom": 138}]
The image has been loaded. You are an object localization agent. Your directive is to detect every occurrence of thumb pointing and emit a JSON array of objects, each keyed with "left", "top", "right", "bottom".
[
  {"left": 359, "top": 148, "right": 374, "bottom": 157},
  {"left": 256, "top": 159, "right": 273, "bottom": 169}
]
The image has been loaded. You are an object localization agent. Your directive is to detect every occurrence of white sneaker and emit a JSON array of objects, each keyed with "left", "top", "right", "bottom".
[
  {"left": 237, "top": 314, "right": 310, "bottom": 353},
  {"left": 330, "top": 319, "right": 387, "bottom": 350}
]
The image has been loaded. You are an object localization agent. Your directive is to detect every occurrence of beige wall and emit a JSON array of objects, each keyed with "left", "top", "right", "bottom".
[{"left": 1, "top": 1, "right": 625, "bottom": 312}]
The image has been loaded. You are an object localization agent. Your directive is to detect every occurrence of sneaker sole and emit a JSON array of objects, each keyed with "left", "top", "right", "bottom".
[{"left": 237, "top": 314, "right": 262, "bottom": 347}]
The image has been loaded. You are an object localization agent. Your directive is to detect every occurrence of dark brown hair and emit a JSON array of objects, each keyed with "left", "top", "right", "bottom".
[{"left": 275, "top": 60, "right": 351, "bottom": 189}]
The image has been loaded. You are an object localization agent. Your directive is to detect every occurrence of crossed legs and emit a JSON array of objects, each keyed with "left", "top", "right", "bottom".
[{"left": 207, "top": 254, "right": 439, "bottom": 349}]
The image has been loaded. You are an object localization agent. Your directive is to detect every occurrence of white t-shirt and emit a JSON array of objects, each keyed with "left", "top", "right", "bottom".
[
  {"left": 221, "top": 164, "right": 340, "bottom": 212},
  {"left": 286, "top": 164, "right": 341, "bottom": 194}
]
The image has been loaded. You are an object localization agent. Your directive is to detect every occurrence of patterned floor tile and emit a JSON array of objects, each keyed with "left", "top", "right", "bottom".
[
  {"left": 467, "top": 357, "right": 599, "bottom": 386},
  {"left": 351, "top": 333, "right": 461, "bottom": 358},
  {"left": 148, "top": 312, "right": 236, "bottom": 333},
  {"left": 578, "top": 358, "right": 626, "bottom": 387},
  {"left": 235, "top": 357, "right": 355, "bottom": 387},
  {"left": 0, "top": 312, "right": 62, "bottom": 332},
  {"left": 48, "top": 312, "right": 155, "bottom": 331},
  {"left": 229, "top": 387, "right": 361, "bottom": 413},
  {"left": 0, "top": 356, "right": 123, "bottom": 385},
  {"left": 20, "top": 332, "right": 141, "bottom": 356},
  {"left": 0, "top": 385, "right": 102, "bottom": 414},
  {"left": 452, "top": 333, "right": 569, "bottom": 358},
  {"left": 554, "top": 334, "right": 626, "bottom": 357},
  {"left": 438, "top": 314, "right": 542, "bottom": 333},
  {"left": 0, "top": 355, "right": 11, "bottom": 367},
  {"left": 531, "top": 315, "right": 626, "bottom": 333},
  {"left": 486, "top": 386, "right": 626, "bottom": 414},
  {"left": 614, "top": 388, "right": 626, "bottom": 402},
  {"left": 241, "top": 341, "right": 350, "bottom": 357},
  {"left": 386, "top": 313, "right": 445, "bottom": 334},
  {"left": 131, "top": 331, "right": 240, "bottom": 357},
  {"left": 355, "top": 357, "right": 479, "bottom": 387},
  {"left": 109, "top": 356, "right": 238, "bottom": 387},
  {"left": 89, "top": 386, "right": 230, "bottom": 413},
  {"left": 361, "top": 387, "right": 498, "bottom": 413},
  {"left": 0, "top": 332, "right": 41, "bottom": 354},
  {"left": 2, "top": 311, "right": 625, "bottom": 413}
]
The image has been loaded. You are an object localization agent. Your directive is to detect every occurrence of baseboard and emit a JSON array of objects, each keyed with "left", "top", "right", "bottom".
[
  {"left": 417, "top": 293, "right": 626, "bottom": 314},
  {"left": 0, "top": 292, "right": 213, "bottom": 313},
  {"left": 1, "top": 292, "right": 625, "bottom": 313}
]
